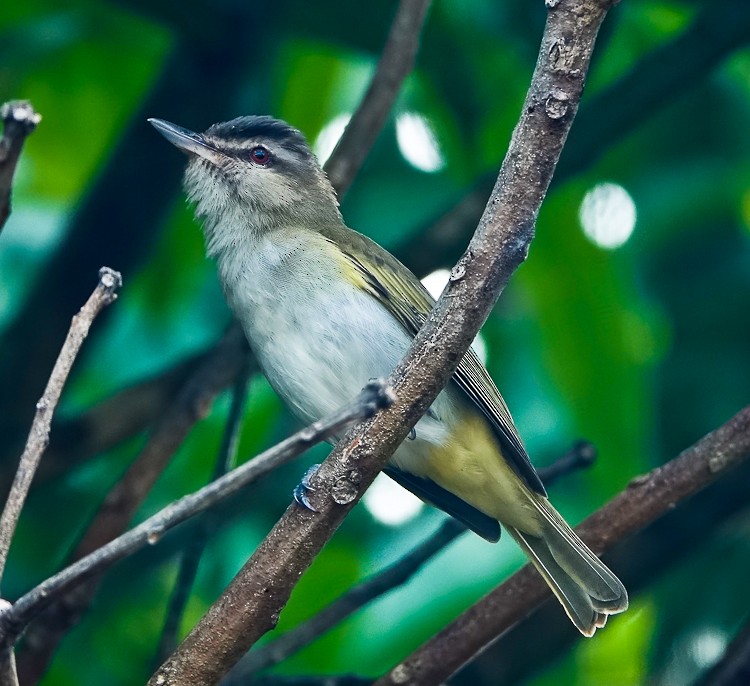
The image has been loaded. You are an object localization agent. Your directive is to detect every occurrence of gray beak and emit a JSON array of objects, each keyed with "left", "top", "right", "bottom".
[{"left": 148, "top": 118, "right": 226, "bottom": 165}]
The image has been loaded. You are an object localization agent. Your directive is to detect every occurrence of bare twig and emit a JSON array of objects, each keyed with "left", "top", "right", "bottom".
[
  {"left": 375, "top": 404, "right": 750, "bottom": 686},
  {"left": 0, "top": 268, "right": 122, "bottom": 588},
  {"left": 324, "top": 0, "right": 432, "bottom": 196},
  {"left": 72, "top": 325, "right": 250, "bottom": 558},
  {"left": 537, "top": 440, "right": 596, "bottom": 486},
  {"left": 0, "top": 380, "right": 393, "bottom": 648},
  {"left": 0, "top": 101, "right": 41, "bottom": 232},
  {"left": 154, "top": 367, "right": 252, "bottom": 666},
  {"left": 229, "top": 442, "right": 596, "bottom": 678},
  {"left": 16, "top": 324, "right": 251, "bottom": 685},
  {"left": 149, "top": 3, "right": 614, "bottom": 684}
]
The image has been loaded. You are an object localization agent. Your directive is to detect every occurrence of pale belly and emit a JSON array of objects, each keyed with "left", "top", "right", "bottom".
[{"left": 220, "top": 232, "right": 454, "bottom": 476}]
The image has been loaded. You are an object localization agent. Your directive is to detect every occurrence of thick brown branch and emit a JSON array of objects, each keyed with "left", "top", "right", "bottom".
[
  {"left": 0, "top": 101, "right": 41, "bottom": 233},
  {"left": 149, "top": 3, "right": 614, "bottom": 684},
  {"left": 376, "top": 404, "right": 750, "bottom": 686},
  {"left": 0, "top": 381, "right": 393, "bottom": 649},
  {"left": 0, "top": 268, "right": 121, "bottom": 588},
  {"left": 324, "top": 0, "right": 432, "bottom": 196},
  {"left": 233, "top": 519, "right": 465, "bottom": 679}
]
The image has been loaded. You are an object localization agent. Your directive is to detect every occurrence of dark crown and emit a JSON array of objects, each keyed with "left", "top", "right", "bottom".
[{"left": 204, "top": 116, "right": 313, "bottom": 159}]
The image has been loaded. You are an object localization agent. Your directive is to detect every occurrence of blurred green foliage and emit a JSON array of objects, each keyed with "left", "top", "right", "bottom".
[{"left": 1, "top": 0, "right": 749, "bottom": 684}]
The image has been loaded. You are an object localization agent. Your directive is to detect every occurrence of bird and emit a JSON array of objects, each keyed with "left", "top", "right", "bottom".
[{"left": 149, "top": 114, "right": 628, "bottom": 635}]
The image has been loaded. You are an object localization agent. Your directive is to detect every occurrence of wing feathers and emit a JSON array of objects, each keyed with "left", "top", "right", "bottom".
[{"left": 325, "top": 226, "right": 545, "bottom": 494}]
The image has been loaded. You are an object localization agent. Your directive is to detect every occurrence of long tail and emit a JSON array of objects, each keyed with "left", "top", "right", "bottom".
[{"left": 507, "top": 493, "right": 628, "bottom": 636}]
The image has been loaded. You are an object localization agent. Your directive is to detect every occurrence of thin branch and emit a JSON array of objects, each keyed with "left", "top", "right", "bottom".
[
  {"left": 0, "top": 268, "right": 122, "bottom": 588},
  {"left": 17, "top": 347, "right": 213, "bottom": 487},
  {"left": 460, "top": 461, "right": 750, "bottom": 683},
  {"left": 0, "top": 380, "right": 393, "bottom": 649},
  {"left": 538, "top": 440, "right": 596, "bottom": 486},
  {"left": 149, "top": 3, "right": 614, "bottom": 684},
  {"left": 228, "top": 442, "right": 596, "bottom": 678},
  {"left": 16, "top": 324, "right": 251, "bottom": 686},
  {"left": 0, "top": 101, "right": 41, "bottom": 233},
  {"left": 72, "top": 325, "right": 250, "bottom": 557},
  {"left": 324, "top": 0, "right": 432, "bottom": 196},
  {"left": 154, "top": 367, "right": 252, "bottom": 666},
  {"left": 375, "top": 404, "right": 750, "bottom": 686}
]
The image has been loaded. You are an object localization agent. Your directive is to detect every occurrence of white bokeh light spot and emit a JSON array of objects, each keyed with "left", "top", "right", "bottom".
[
  {"left": 395, "top": 112, "right": 445, "bottom": 173},
  {"left": 363, "top": 473, "right": 423, "bottom": 526},
  {"left": 690, "top": 629, "right": 728, "bottom": 669},
  {"left": 421, "top": 269, "right": 488, "bottom": 364},
  {"left": 312, "top": 113, "right": 351, "bottom": 165},
  {"left": 579, "top": 182, "right": 636, "bottom": 249},
  {"left": 420, "top": 268, "right": 450, "bottom": 300}
]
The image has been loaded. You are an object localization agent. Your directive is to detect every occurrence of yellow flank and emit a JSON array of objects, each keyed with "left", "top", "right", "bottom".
[
  {"left": 424, "top": 410, "right": 544, "bottom": 536},
  {"left": 326, "top": 239, "right": 371, "bottom": 289}
]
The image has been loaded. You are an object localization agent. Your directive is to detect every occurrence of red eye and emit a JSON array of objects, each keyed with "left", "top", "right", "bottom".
[{"left": 250, "top": 145, "right": 271, "bottom": 165}]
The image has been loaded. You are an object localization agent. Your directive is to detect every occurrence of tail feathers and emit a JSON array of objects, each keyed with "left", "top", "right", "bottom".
[{"left": 508, "top": 495, "right": 628, "bottom": 637}]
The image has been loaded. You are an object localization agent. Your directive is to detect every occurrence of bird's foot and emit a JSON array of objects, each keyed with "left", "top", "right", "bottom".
[{"left": 293, "top": 464, "right": 321, "bottom": 511}]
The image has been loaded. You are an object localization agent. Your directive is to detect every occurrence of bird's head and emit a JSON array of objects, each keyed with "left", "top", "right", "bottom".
[{"left": 149, "top": 115, "right": 341, "bottom": 251}]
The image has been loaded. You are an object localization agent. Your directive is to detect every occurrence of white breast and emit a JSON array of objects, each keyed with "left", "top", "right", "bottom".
[
  {"left": 215, "top": 227, "right": 454, "bottom": 474},
  {"left": 219, "top": 229, "right": 403, "bottom": 418}
]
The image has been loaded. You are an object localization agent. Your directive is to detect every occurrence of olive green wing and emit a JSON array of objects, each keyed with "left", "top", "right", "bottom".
[{"left": 326, "top": 225, "right": 546, "bottom": 496}]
